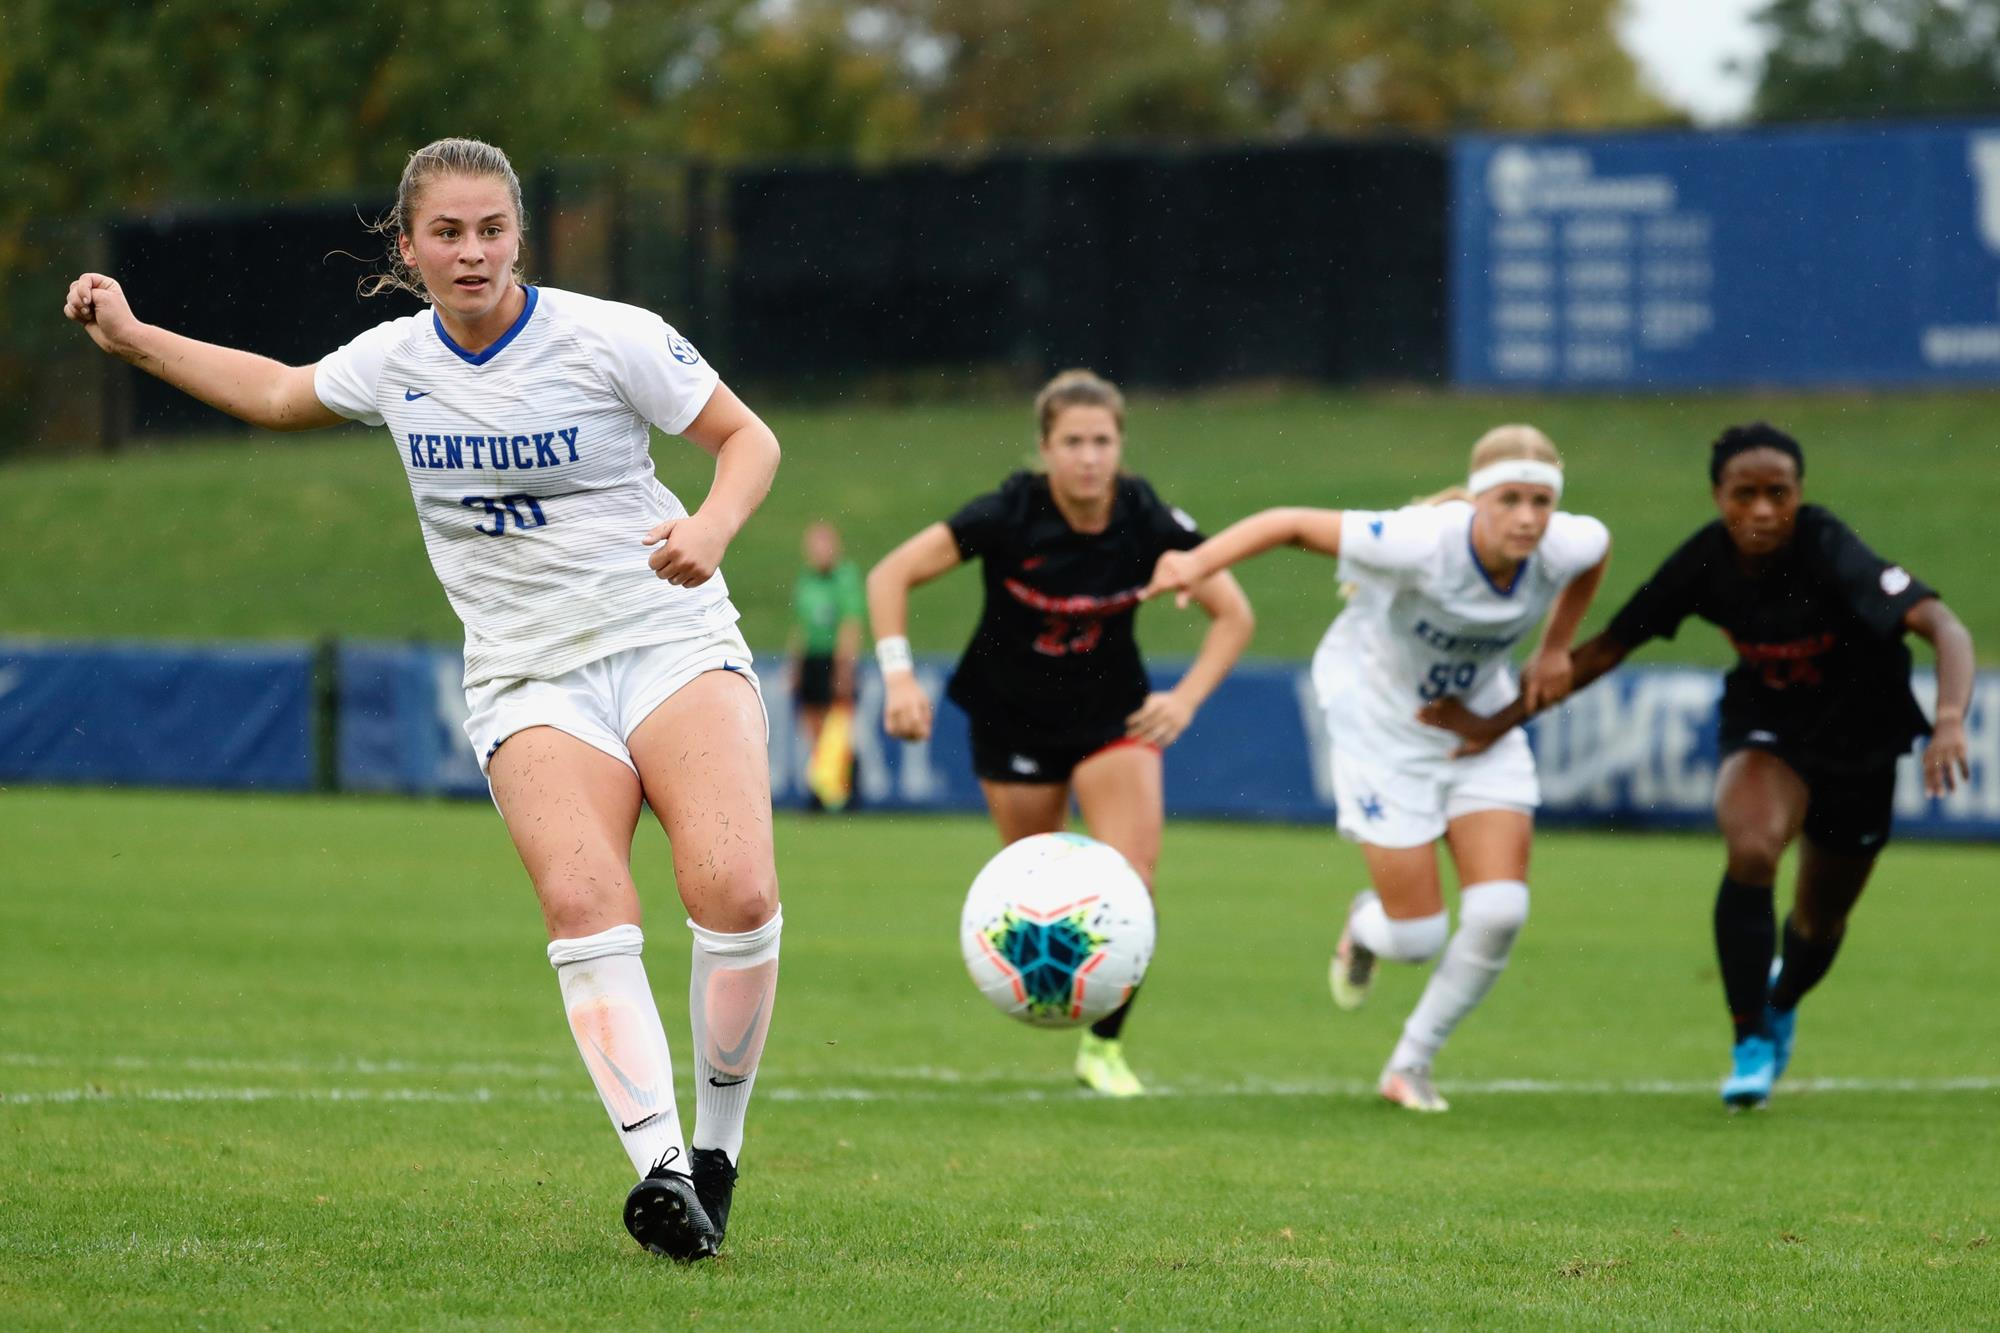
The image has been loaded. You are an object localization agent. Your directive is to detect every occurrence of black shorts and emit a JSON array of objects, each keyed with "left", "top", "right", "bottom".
[
  {"left": 795, "top": 654, "right": 835, "bottom": 707},
  {"left": 1721, "top": 727, "right": 1900, "bottom": 856},
  {"left": 969, "top": 719, "right": 1156, "bottom": 785}
]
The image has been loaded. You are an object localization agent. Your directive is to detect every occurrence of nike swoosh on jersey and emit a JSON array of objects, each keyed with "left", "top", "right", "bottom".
[{"left": 403, "top": 388, "right": 431, "bottom": 400}]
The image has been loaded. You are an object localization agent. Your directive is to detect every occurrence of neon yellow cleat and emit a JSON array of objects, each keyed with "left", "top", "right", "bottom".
[
  {"left": 1074, "top": 1033, "right": 1146, "bottom": 1097},
  {"left": 1329, "top": 891, "right": 1378, "bottom": 1012}
]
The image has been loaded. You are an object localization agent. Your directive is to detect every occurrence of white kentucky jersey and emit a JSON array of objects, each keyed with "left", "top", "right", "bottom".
[
  {"left": 313, "top": 285, "right": 734, "bottom": 687},
  {"left": 1312, "top": 500, "right": 1610, "bottom": 756}
]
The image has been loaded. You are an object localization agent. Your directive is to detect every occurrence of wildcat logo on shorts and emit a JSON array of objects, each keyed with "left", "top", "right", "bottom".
[{"left": 666, "top": 331, "right": 702, "bottom": 366}]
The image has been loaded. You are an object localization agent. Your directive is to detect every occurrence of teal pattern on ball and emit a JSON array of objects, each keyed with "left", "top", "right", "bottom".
[{"left": 987, "top": 908, "right": 1106, "bottom": 1021}]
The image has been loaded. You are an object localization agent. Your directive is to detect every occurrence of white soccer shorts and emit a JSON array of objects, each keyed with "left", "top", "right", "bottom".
[
  {"left": 463, "top": 622, "right": 766, "bottom": 778},
  {"left": 1328, "top": 728, "right": 1539, "bottom": 849}
]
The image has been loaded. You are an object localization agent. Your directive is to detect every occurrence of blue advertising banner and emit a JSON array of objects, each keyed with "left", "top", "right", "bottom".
[
  {"left": 0, "top": 639, "right": 315, "bottom": 791},
  {"left": 334, "top": 643, "right": 486, "bottom": 798},
  {"left": 1451, "top": 123, "right": 2000, "bottom": 388},
  {"left": 335, "top": 645, "right": 1999, "bottom": 841}
]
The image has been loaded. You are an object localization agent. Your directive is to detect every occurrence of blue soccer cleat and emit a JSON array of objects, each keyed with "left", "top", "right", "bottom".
[
  {"left": 1765, "top": 960, "right": 1797, "bottom": 1082},
  {"left": 1721, "top": 1033, "right": 1777, "bottom": 1110},
  {"left": 1765, "top": 1004, "right": 1797, "bottom": 1082}
]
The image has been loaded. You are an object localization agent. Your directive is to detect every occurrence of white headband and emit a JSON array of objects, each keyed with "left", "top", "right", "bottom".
[{"left": 1468, "top": 459, "right": 1564, "bottom": 500}]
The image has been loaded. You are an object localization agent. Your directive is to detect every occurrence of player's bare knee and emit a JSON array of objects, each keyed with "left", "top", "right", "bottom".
[
  {"left": 1718, "top": 816, "right": 1787, "bottom": 881},
  {"left": 539, "top": 889, "right": 638, "bottom": 941},
  {"left": 1723, "top": 841, "right": 1784, "bottom": 884},
  {"left": 701, "top": 869, "right": 780, "bottom": 934}
]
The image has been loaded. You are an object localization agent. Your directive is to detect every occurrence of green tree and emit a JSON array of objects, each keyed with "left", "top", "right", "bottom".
[
  {"left": 1, "top": 0, "right": 660, "bottom": 443},
  {"left": 1214, "top": 0, "right": 1664, "bottom": 132},
  {"left": 1751, "top": 0, "right": 2000, "bottom": 121},
  {"left": 659, "top": 0, "right": 1662, "bottom": 155}
]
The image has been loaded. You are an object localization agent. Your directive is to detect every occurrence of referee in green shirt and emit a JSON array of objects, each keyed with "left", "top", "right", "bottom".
[{"left": 789, "top": 522, "right": 867, "bottom": 785}]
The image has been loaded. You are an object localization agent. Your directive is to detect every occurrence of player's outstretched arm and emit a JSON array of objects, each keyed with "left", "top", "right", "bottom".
[
  {"left": 1522, "top": 546, "right": 1611, "bottom": 712},
  {"left": 865, "top": 523, "right": 963, "bottom": 741},
  {"left": 1127, "top": 570, "right": 1254, "bottom": 747},
  {"left": 1419, "top": 632, "right": 1631, "bottom": 756},
  {"left": 1906, "top": 597, "right": 1975, "bottom": 796},
  {"left": 644, "top": 382, "right": 780, "bottom": 587},
  {"left": 62, "top": 273, "right": 340, "bottom": 432},
  {"left": 1145, "top": 508, "right": 1342, "bottom": 608}
]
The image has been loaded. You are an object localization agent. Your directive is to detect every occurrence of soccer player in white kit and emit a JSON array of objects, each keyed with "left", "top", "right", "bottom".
[
  {"left": 1147, "top": 427, "right": 1609, "bottom": 1111},
  {"left": 62, "top": 139, "right": 780, "bottom": 1259}
]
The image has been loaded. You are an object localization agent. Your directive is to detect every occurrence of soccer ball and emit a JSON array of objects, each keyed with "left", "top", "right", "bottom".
[{"left": 958, "top": 832, "right": 1156, "bottom": 1028}]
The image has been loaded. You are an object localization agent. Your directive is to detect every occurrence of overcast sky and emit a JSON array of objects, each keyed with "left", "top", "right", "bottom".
[{"left": 1617, "top": 0, "right": 1769, "bottom": 124}]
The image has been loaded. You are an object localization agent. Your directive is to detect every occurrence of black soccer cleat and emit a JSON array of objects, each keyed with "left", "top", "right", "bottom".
[
  {"left": 690, "top": 1147, "right": 738, "bottom": 1246},
  {"left": 623, "top": 1149, "right": 720, "bottom": 1262}
]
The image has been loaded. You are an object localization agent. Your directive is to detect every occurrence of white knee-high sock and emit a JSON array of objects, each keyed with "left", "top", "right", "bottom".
[
  {"left": 548, "top": 924, "right": 687, "bottom": 1178},
  {"left": 1349, "top": 890, "right": 1450, "bottom": 964},
  {"left": 689, "top": 909, "right": 782, "bottom": 1164},
  {"left": 1391, "top": 880, "right": 1531, "bottom": 1071}
]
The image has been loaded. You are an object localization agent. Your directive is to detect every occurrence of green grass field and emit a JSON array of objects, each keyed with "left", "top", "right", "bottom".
[
  {"left": 7, "top": 388, "right": 2000, "bottom": 663},
  {"left": 4, "top": 790, "right": 1994, "bottom": 1329}
]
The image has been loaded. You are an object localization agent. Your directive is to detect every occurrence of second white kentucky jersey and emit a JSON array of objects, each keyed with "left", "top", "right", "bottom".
[
  {"left": 1312, "top": 500, "right": 1609, "bottom": 756},
  {"left": 314, "top": 286, "right": 732, "bottom": 687}
]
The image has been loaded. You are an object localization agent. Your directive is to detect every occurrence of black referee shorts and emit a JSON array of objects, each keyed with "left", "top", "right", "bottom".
[{"left": 794, "top": 654, "right": 836, "bottom": 707}]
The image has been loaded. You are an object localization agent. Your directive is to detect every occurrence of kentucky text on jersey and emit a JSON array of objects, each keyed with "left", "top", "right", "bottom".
[
  {"left": 1411, "top": 618, "right": 1521, "bottom": 656},
  {"left": 406, "top": 427, "right": 582, "bottom": 470}
]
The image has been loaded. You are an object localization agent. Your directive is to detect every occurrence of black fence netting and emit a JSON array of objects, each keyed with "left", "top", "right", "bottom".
[
  {"left": 105, "top": 139, "right": 1445, "bottom": 441},
  {"left": 110, "top": 202, "right": 423, "bottom": 438},
  {"left": 715, "top": 140, "right": 1446, "bottom": 390}
]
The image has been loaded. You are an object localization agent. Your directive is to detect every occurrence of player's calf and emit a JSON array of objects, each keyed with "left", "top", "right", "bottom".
[{"left": 686, "top": 908, "right": 781, "bottom": 1248}]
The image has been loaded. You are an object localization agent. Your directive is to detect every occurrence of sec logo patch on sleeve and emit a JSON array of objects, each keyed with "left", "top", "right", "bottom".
[
  {"left": 1880, "top": 566, "right": 1912, "bottom": 595},
  {"left": 666, "top": 331, "right": 702, "bottom": 366}
]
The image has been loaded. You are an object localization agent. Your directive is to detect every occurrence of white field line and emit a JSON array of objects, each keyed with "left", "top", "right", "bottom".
[
  {"left": 5, "top": 1075, "right": 1999, "bottom": 1109},
  {"left": 0, "top": 1051, "right": 573, "bottom": 1079}
]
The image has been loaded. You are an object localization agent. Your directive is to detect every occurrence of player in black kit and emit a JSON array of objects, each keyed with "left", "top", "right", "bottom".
[
  {"left": 865, "top": 370, "right": 1254, "bottom": 1096},
  {"left": 1420, "top": 423, "right": 1974, "bottom": 1109}
]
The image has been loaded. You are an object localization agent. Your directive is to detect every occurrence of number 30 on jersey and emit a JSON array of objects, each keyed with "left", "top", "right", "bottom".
[{"left": 461, "top": 494, "right": 548, "bottom": 536}]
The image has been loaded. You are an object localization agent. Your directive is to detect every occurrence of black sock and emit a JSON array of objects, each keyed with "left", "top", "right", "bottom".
[
  {"left": 1090, "top": 987, "right": 1140, "bottom": 1041},
  {"left": 1713, "top": 876, "right": 1776, "bottom": 1042},
  {"left": 1770, "top": 915, "right": 1844, "bottom": 1012}
]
